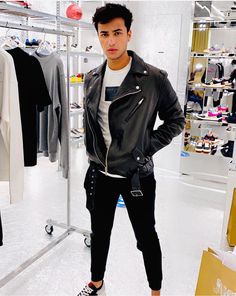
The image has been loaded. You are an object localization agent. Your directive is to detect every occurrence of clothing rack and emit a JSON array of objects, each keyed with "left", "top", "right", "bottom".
[{"left": 0, "top": 4, "right": 91, "bottom": 289}]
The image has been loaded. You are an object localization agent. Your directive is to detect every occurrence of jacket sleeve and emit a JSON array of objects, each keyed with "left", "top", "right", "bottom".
[{"left": 149, "top": 73, "right": 185, "bottom": 156}]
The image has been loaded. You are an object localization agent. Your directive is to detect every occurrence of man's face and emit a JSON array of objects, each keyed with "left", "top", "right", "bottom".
[{"left": 97, "top": 17, "right": 131, "bottom": 61}]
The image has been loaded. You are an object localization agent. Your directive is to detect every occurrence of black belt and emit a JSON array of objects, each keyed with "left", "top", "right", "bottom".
[{"left": 130, "top": 168, "right": 143, "bottom": 197}]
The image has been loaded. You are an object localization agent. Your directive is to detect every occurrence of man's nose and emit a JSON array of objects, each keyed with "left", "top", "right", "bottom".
[{"left": 108, "top": 36, "right": 116, "bottom": 47}]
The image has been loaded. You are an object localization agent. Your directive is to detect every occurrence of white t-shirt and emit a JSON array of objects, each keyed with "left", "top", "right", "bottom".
[{"left": 97, "top": 58, "right": 132, "bottom": 178}]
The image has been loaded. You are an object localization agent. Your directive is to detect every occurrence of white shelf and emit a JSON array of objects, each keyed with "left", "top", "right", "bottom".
[
  {"left": 70, "top": 109, "right": 84, "bottom": 117},
  {"left": 70, "top": 82, "right": 84, "bottom": 87},
  {"left": 191, "top": 53, "right": 236, "bottom": 58},
  {"left": 186, "top": 118, "right": 230, "bottom": 126},
  {"left": 70, "top": 136, "right": 84, "bottom": 144},
  {"left": 187, "top": 84, "right": 235, "bottom": 92},
  {"left": 194, "top": 17, "right": 236, "bottom": 23},
  {"left": 61, "top": 50, "right": 104, "bottom": 58},
  {"left": 182, "top": 150, "right": 220, "bottom": 157},
  {"left": 0, "top": 2, "right": 94, "bottom": 29}
]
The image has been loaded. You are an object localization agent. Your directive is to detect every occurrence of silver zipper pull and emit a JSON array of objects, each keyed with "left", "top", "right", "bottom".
[{"left": 138, "top": 98, "right": 144, "bottom": 105}]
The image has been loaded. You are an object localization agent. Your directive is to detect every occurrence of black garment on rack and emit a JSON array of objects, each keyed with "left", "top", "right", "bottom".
[
  {"left": 229, "top": 69, "right": 236, "bottom": 83},
  {"left": 216, "top": 63, "right": 224, "bottom": 78},
  {"left": 0, "top": 211, "right": 3, "bottom": 246},
  {"left": 7, "top": 47, "right": 52, "bottom": 166}
]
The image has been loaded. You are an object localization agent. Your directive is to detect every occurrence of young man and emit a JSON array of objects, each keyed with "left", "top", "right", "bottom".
[{"left": 78, "top": 3, "right": 185, "bottom": 296}]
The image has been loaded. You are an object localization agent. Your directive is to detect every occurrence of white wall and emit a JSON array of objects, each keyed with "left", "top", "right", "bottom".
[{"left": 125, "top": 1, "right": 193, "bottom": 172}]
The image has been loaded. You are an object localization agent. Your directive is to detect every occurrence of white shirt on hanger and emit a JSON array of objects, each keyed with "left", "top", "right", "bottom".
[{"left": 0, "top": 48, "right": 24, "bottom": 203}]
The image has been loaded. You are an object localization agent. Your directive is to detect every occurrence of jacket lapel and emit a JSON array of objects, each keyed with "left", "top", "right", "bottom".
[
  {"left": 86, "top": 50, "right": 149, "bottom": 119},
  {"left": 114, "top": 72, "right": 141, "bottom": 101},
  {"left": 86, "top": 62, "right": 106, "bottom": 121}
]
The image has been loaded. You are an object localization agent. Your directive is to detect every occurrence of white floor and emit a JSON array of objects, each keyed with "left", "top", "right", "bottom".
[{"left": 0, "top": 145, "right": 226, "bottom": 296}]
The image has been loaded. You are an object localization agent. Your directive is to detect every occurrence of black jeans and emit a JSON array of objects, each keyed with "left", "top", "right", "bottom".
[{"left": 84, "top": 169, "right": 162, "bottom": 291}]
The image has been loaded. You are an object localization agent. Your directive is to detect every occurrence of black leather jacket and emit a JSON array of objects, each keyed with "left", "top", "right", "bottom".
[{"left": 83, "top": 50, "right": 185, "bottom": 178}]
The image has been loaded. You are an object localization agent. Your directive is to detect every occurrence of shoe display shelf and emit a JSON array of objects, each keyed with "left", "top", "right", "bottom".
[
  {"left": 70, "top": 108, "right": 84, "bottom": 117},
  {"left": 187, "top": 110, "right": 235, "bottom": 124},
  {"left": 188, "top": 83, "right": 236, "bottom": 92},
  {"left": 191, "top": 53, "right": 236, "bottom": 59},
  {"left": 181, "top": 16, "right": 236, "bottom": 184},
  {"left": 69, "top": 81, "right": 84, "bottom": 87},
  {"left": 186, "top": 118, "right": 231, "bottom": 126},
  {"left": 181, "top": 115, "right": 236, "bottom": 182},
  {"left": 60, "top": 49, "right": 104, "bottom": 58}
]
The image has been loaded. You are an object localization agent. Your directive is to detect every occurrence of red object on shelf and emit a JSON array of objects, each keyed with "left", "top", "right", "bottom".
[
  {"left": 7, "top": 1, "right": 31, "bottom": 8},
  {"left": 66, "top": 4, "right": 82, "bottom": 20}
]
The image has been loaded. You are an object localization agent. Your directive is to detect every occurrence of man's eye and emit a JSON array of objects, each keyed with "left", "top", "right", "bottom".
[
  {"left": 101, "top": 33, "right": 108, "bottom": 37},
  {"left": 114, "top": 32, "right": 121, "bottom": 36}
]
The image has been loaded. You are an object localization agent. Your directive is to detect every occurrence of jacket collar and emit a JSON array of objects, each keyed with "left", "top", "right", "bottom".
[{"left": 92, "top": 50, "right": 149, "bottom": 77}]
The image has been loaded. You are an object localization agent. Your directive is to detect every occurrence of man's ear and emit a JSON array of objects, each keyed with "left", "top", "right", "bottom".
[{"left": 128, "top": 30, "right": 132, "bottom": 42}]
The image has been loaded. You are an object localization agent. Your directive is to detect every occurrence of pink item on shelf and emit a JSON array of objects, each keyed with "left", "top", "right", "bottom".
[
  {"left": 217, "top": 106, "right": 229, "bottom": 112},
  {"left": 208, "top": 111, "right": 218, "bottom": 117}
]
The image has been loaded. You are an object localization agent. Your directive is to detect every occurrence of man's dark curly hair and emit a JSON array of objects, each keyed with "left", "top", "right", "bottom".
[{"left": 92, "top": 3, "right": 133, "bottom": 32}]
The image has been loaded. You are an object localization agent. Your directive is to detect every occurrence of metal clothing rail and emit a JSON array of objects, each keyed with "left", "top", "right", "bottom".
[{"left": 0, "top": 14, "right": 91, "bottom": 289}]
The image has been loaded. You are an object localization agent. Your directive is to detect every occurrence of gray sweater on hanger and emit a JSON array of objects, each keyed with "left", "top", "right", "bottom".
[{"left": 33, "top": 51, "right": 69, "bottom": 178}]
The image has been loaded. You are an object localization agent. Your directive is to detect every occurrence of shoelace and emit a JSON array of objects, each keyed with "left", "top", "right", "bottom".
[{"left": 78, "top": 285, "right": 94, "bottom": 296}]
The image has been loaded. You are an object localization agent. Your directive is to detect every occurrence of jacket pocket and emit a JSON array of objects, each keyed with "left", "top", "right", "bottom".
[
  {"left": 125, "top": 97, "right": 145, "bottom": 122},
  {"left": 132, "top": 147, "right": 154, "bottom": 176},
  {"left": 132, "top": 147, "right": 146, "bottom": 164}
]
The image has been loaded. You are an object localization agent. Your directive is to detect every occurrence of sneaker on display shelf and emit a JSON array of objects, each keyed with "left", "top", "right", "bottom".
[
  {"left": 85, "top": 46, "right": 98, "bottom": 54},
  {"left": 193, "top": 102, "right": 202, "bottom": 113},
  {"left": 202, "top": 140, "right": 211, "bottom": 154},
  {"left": 195, "top": 140, "right": 204, "bottom": 153},
  {"left": 71, "top": 129, "right": 83, "bottom": 138},
  {"left": 186, "top": 101, "right": 194, "bottom": 112},
  {"left": 70, "top": 102, "right": 82, "bottom": 109},
  {"left": 184, "top": 131, "right": 191, "bottom": 145},
  {"left": 77, "top": 281, "right": 106, "bottom": 296},
  {"left": 203, "top": 132, "right": 220, "bottom": 144},
  {"left": 208, "top": 110, "right": 222, "bottom": 118}
]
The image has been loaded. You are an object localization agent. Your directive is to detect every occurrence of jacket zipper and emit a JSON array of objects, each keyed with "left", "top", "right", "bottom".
[
  {"left": 105, "top": 144, "right": 110, "bottom": 175},
  {"left": 86, "top": 108, "right": 105, "bottom": 168},
  {"left": 125, "top": 97, "right": 145, "bottom": 122},
  {"left": 105, "top": 89, "right": 142, "bottom": 175}
]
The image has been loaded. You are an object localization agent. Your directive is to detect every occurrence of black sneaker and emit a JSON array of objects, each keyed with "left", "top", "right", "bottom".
[{"left": 77, "top": 281, "right": 106, "bottom": 296}]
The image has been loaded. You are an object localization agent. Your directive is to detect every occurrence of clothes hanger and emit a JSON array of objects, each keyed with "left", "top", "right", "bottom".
[
  {"left": 0, "top": 29, "right": 14, "bottom": 49},
  {"left": 11, "top": 36, "right": 25, "bottom": 48},
  {"left": 0, "top": 29, "right": 25, "bottom": 49},
  {"left": 36, "top": 33, "right": 54, "bottom": 56}
]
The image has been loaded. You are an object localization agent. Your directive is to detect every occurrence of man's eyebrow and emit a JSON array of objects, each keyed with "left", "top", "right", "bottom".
[{"left": 99, "top": 28, "right": 123, "bottom": 34}]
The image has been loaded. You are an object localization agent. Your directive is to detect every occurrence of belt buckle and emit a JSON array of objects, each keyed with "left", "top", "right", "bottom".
[{"left": 130, "top": 190, "right": 143, "bottom": 197}]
